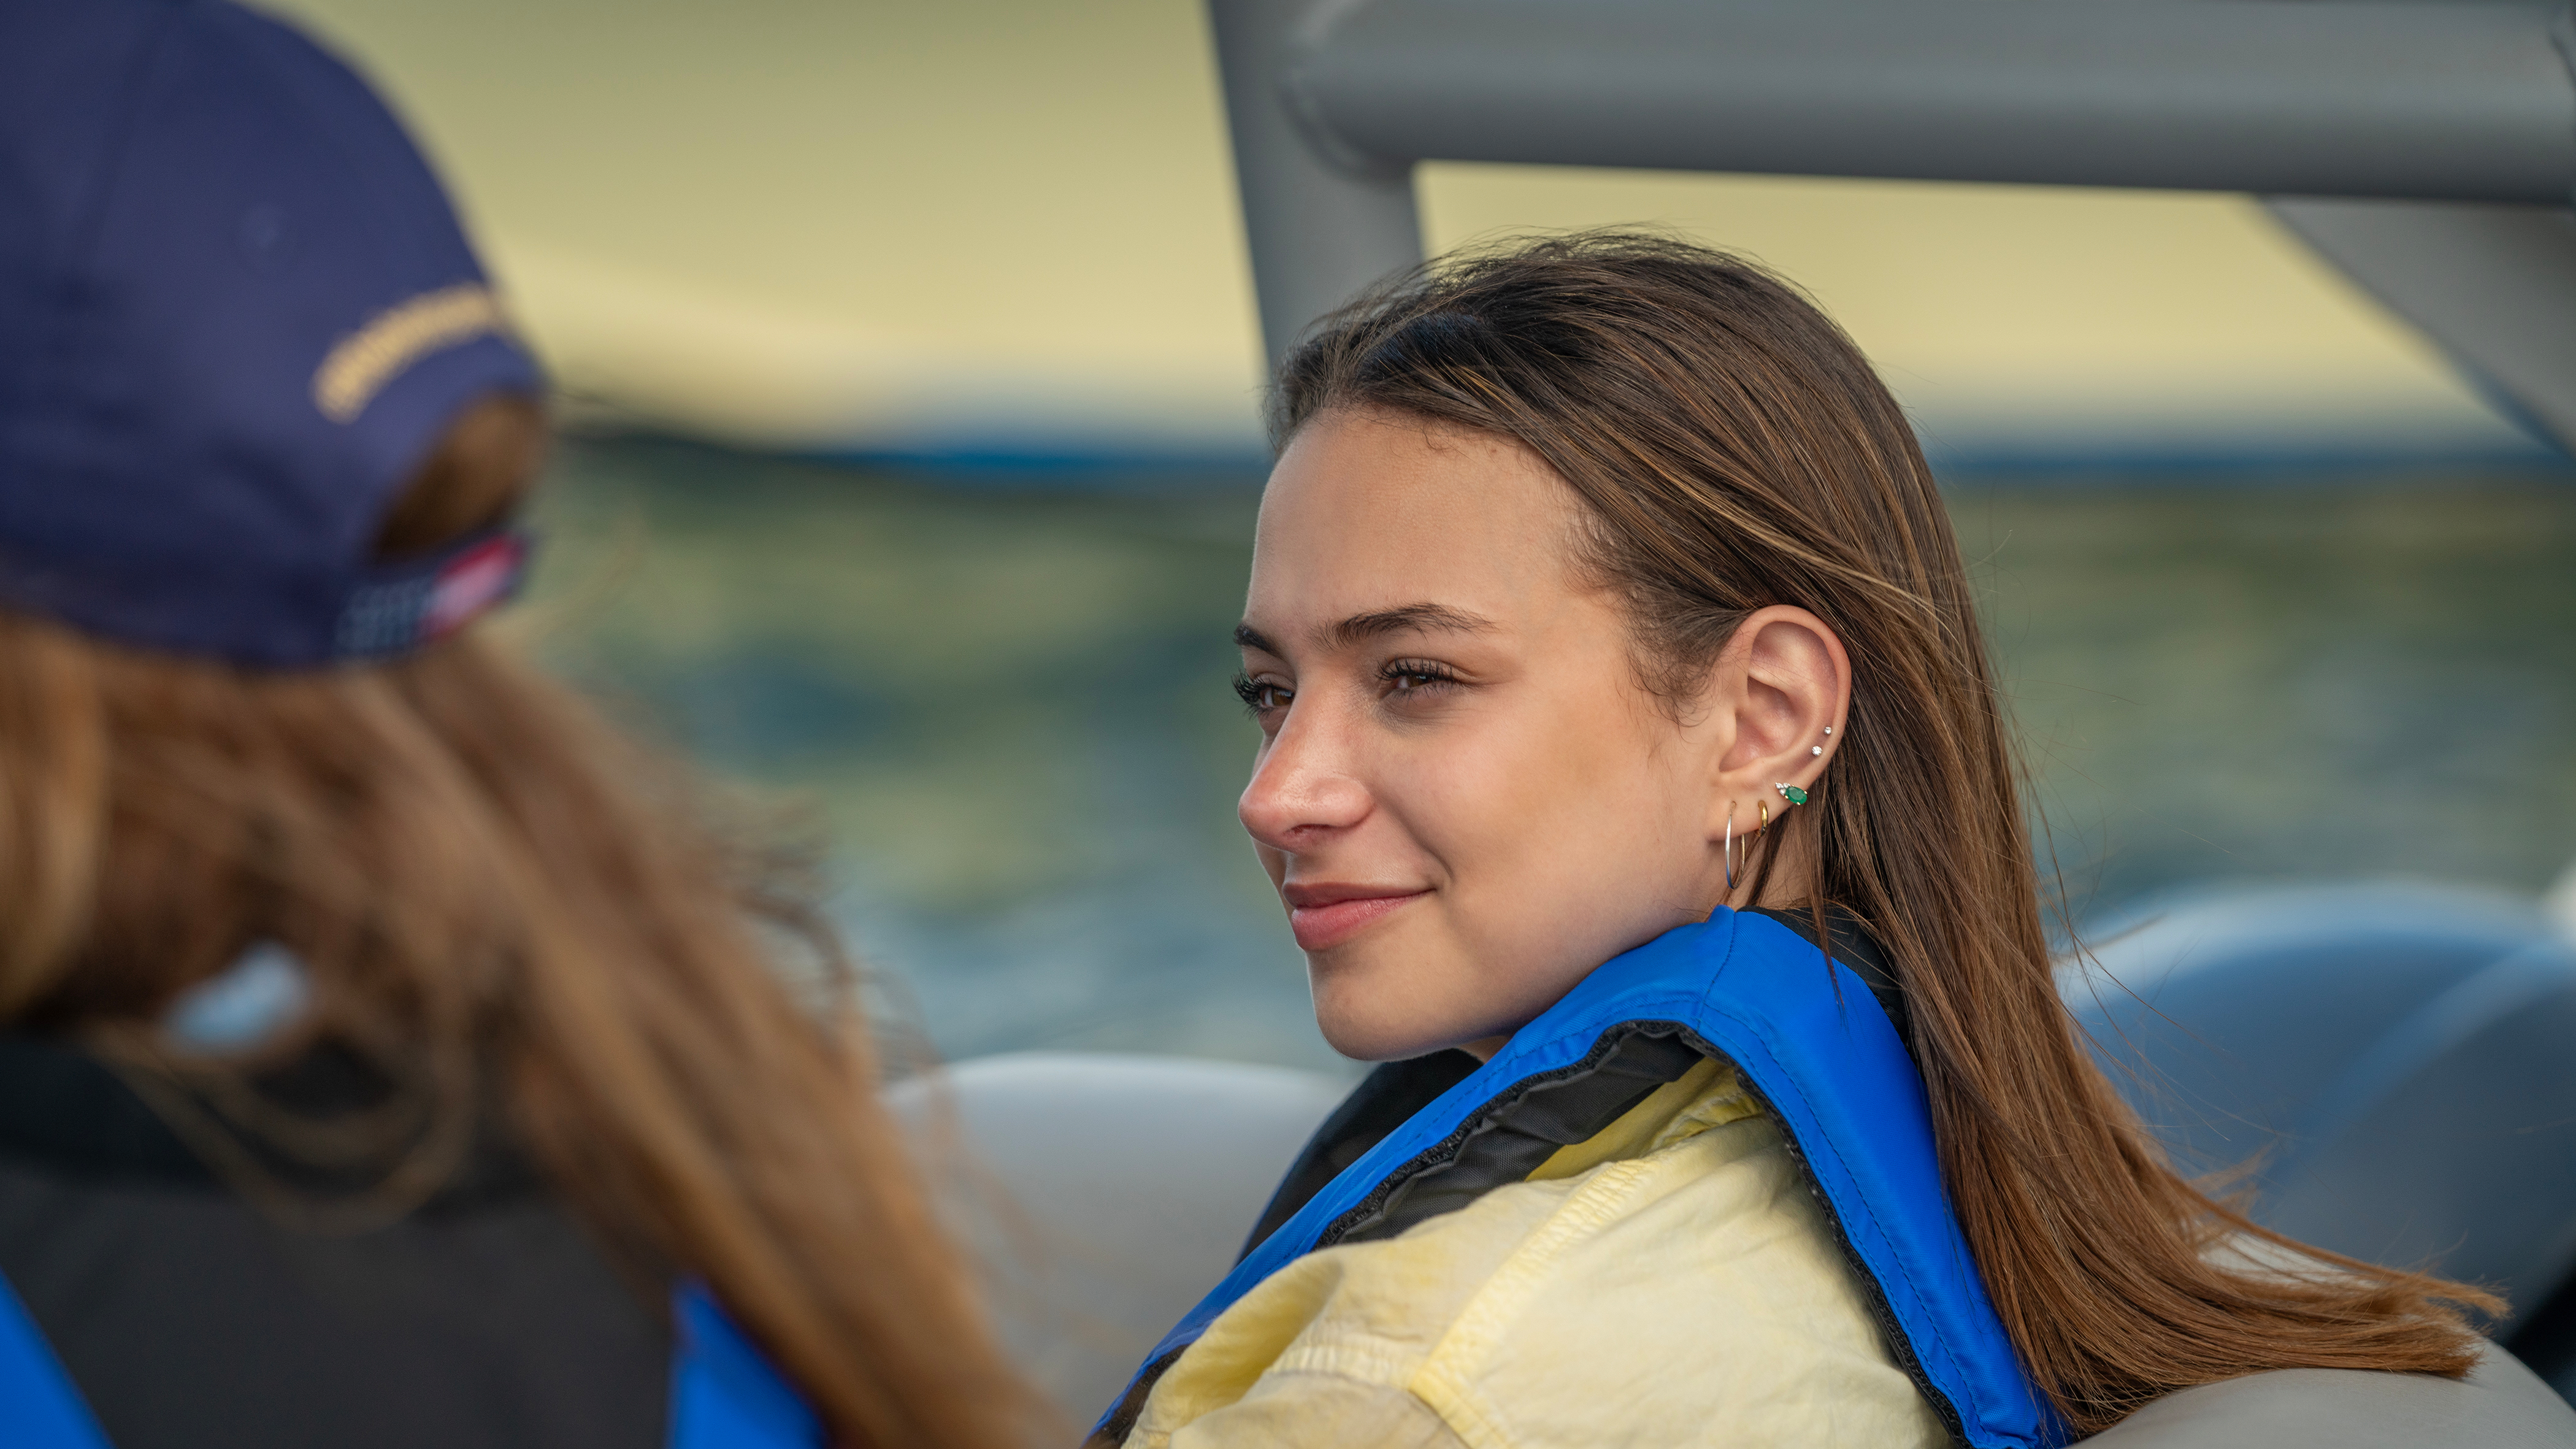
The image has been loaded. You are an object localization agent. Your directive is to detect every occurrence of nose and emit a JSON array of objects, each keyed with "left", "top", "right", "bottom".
[{"left": 1238, "top": 704, "right": 1372, "bottom": 853}]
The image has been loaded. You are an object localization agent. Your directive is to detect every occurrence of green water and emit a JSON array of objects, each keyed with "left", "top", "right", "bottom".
[{"left": 526, "top": 439, "right": 2576, "bottom": 1071}]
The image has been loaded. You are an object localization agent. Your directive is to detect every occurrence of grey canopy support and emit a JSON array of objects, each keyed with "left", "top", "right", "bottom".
[
  {"left": 1205, "top": 0, "right": 1424, "bottom": 396},
  {"left": 1208, "top": 0, "right": 2576, "bottom": 448},
  {"left": 2264, "top": 200, "right": 2576, "bottom": 452}
]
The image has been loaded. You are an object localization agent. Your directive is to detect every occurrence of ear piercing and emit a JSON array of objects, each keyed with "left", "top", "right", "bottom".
[
  {"left": 1779, "top": 727, "right": 1834, "bottom": 806},
  {"left": 1723, "top": 802, "right": 1743, "bottom": 889},
  {"left": 1725, "top": 798, "right": 1778, "bottom": 890}
]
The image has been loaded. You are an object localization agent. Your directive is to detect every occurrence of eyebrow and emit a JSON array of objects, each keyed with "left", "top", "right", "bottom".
[{"left": 1233, "top": 602, "right": 1497, "bottom": 657}]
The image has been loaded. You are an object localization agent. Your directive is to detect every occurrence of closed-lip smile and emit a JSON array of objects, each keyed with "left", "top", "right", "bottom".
[{"left": 1281, "top": 881, "right": 1430, "bottom": 951}]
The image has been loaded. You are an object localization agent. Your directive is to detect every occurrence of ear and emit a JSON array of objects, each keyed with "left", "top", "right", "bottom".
[{"left": 1700, "top": 605, "right": 1852, "bottom": 835}]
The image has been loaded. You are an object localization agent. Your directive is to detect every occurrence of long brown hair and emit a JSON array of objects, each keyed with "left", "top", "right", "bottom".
[
  {"left": 1276, "top": 232, "right": 2496, "bottom": 1432},
  {"left": 0, "top": 396, "right": 1040, "bottom": 1448}
]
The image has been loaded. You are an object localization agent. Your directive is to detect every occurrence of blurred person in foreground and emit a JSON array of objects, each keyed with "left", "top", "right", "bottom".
[{"left": 0, "top": 3, "right": 1038, "bottom": 1447}]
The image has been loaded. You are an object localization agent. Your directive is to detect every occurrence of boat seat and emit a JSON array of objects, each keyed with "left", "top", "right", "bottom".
[
  {"left": 2087, "top": 1340, "right": 2576, "bottom": 1447},
  {"left": 886, "top": 1051, "right": 1350, "bottom": 1424},
  {"left": 2068, "top": 880, "right": 2576, "bottom": 1391}
]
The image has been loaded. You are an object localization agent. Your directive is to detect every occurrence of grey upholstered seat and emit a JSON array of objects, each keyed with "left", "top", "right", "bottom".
[
  {"left": 2069, "top": 882, "right": 2576, "bottom": 1388},
  {"left": 2088, "top": 1342, "right": 2576, "bottom": 1447},
  {"left": 887, "top": 1051, "right": 1350, "bottom": 1424}
]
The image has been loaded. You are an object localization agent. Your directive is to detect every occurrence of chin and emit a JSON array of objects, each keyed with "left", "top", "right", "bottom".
[
  {"left": 1317, "top": 1018, "right": 1447, "bottom": 1064},
  {"left": 1310, "top": 1015, "right": 1395, "bottom": 1062},
  {"left": 1303, "top": 911, "right": 1511, "bottom": 1061},
  {"left": 1309, "top": 974, "right": 1479, "bottom": 1063}
]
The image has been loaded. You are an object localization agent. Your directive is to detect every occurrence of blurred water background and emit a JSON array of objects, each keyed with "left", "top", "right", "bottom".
[
  {"left": 260, "top": 0, "right": 2576, "bottom": 1073},
  {"left": 521, "top": 441, "right": 2576, "bottom": 1073}
]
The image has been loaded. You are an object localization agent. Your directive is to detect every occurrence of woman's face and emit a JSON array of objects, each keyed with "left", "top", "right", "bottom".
[{"left": 1236, "top": 410, "right": 1844, "bottom": 1061}]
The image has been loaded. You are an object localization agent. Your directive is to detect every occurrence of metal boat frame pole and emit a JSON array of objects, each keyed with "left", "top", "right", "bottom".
[{"left": 1208, "top": 0, "right": 2576, "bottom": 445}]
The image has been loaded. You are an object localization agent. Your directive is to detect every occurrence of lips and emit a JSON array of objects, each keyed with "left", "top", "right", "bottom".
[{"left": 1281, "top": 882, "right": 1430, "bottom": 951}]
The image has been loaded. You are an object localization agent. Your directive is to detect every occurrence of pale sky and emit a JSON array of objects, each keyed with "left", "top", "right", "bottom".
[{"left": 264, "top": 0, "right": 2514, "bottom": 457}]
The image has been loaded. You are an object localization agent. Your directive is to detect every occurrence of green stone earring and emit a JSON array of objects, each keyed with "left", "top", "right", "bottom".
[{"left": 1774, "top": 782, "right": 1809, "bottom": 806}]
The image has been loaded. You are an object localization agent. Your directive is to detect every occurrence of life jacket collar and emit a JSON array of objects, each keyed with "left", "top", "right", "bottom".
[{"left": 1103, "top": 907, "right": 2067, "bottom": 1449}]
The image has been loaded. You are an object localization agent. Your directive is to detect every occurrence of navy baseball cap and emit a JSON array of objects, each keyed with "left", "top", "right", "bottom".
[{"left": 0, "top": 0, "right": 544, "bottom": 668}]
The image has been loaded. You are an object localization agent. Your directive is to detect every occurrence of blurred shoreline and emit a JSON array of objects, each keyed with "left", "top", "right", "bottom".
[{"left": 518, "top": 434, "right": 2576, "bottom": 1070}]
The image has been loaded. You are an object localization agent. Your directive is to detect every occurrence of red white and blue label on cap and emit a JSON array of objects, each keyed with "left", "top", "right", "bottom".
[{"left": 332, "top": 530, "right": 531, "bottom": 659}]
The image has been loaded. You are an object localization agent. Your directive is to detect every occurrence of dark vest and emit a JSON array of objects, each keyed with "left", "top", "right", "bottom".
[
  {"left": 0, "top": 1034, "right": 821, "bottom": 1448},
  {"left": 0, "top": 1274, "right": 819, "bottom": 1449}
]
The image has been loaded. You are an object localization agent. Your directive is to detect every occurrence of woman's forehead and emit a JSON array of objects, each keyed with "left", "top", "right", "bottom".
[{"left": 1243, "top": 418, "right": 1611, "bottom": 659}]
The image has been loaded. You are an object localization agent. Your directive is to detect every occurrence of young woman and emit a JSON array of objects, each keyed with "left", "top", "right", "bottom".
[
  {"left": 1095, "top": 233, "right": 2492, "bottom": 1447},
  {"left": 0, "top": 3, "right": 1033, "bottom": 1446}
]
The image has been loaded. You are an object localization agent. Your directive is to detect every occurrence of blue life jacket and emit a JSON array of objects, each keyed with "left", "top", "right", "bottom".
[
  {"left": 1100, "top": 906, "right": 2067, "bottom": 1448},
  {"left": 0, "top": 1271, "right": 822, "bottom": 1449}
]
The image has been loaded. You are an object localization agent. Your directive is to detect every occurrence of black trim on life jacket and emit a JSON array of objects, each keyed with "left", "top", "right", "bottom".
[
  {"left": 1237, "top": 1050, "right": 1480, "bottom": 1259},
  {"left": 1236, "top": 904, "right": 1905, "bottom": 1261},
  {"left": 1321, "top": 1026, "right": 1704, "bottom": 1247}
]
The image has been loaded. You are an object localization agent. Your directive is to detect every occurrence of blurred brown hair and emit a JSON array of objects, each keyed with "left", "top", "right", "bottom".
[
  {"left": 1278, "top": 232, "right": 2497, "bottom": 1432},
  {"left": 0, "top": 394, "right": 1039, "bottom": 1449}
]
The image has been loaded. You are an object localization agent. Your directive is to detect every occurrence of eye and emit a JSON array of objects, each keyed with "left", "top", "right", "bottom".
[
  {"left": 1232, "top": 671, "right": 1293, "bottom": 718},
  {"left": 1379, "top": 658, "right": 1462, "bottom": 699}
]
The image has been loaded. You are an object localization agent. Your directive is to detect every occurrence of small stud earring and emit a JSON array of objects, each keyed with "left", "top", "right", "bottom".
[
  {"left": 1811, "top": 745, "right": 1823, "bottom": 755},
  {"left": 1775, "top": 782, "right": 1809, "bottom": 806},
  {"left": 1823, "top": 726, "right": 1833, "bottom": 736}
]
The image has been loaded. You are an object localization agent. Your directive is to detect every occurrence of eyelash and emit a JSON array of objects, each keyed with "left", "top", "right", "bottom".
[
  {"left": 1233, "top": 672, "right": 1289, "bottom": 717},
  {"left": 1231, "top": 659, "right": 1465, "bottom": 720},
  {"left": 1379, "top": 658, "right": 1462, "bottom": 696}
]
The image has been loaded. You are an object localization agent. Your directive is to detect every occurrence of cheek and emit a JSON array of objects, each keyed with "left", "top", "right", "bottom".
[{"left": 1400, "top": 694, "right": 1709, "bottom": 952}]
